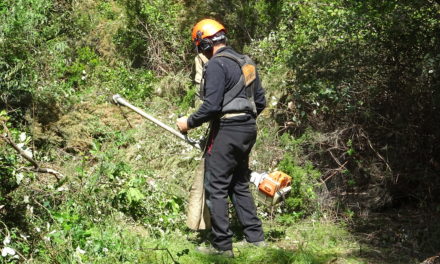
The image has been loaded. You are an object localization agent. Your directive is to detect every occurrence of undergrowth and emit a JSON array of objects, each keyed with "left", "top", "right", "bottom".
[{"left": 1, "top": 0, "right": 438, "bottom": 263}]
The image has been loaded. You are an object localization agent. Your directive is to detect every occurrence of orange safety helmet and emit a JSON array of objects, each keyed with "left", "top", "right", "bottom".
[{"left": 192, "top": 19, "right": 226, "bottom": 52}]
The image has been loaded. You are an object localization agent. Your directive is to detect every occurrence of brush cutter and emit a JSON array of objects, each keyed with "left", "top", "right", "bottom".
[{"left": 111, "top": 94, "right": 291, "bottom": 206}]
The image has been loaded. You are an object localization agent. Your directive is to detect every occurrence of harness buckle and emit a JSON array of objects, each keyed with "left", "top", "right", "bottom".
[{"left": 221, "top": 112, "right": 247, "bottom": 119}]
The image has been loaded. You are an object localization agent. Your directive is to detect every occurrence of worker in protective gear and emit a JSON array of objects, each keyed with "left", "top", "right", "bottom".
[{"left": 177, "top": 18, "right": 266, "bottom": 258}]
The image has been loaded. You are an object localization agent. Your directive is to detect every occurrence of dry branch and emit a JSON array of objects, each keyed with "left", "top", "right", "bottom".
[
  {"left": 323, "top": 161, "right": 348, "bottom": 182},
  {"left": 1, "top": 122, "right": 63, "bottom": 181},
  {"left": 359, "top": 128, "right": 392, "bottom": 173}
]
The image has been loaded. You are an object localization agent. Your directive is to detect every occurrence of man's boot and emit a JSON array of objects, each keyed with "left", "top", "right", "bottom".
[{"left": 196, "top": 246, "right": 234, "bottom": 258}]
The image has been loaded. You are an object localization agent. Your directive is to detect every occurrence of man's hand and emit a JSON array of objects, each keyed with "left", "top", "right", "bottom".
[{"left": 176, "top": 116, "right": 189, "bottom": 133}]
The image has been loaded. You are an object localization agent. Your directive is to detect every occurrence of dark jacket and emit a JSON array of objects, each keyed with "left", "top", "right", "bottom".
[{"left": 188, "top": 47, "right": 266, "bottom": 128}]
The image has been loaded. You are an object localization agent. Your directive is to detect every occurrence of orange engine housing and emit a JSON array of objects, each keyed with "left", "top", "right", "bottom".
[{"left": 258, "top": 171, "right": 291, "bottom": 197}]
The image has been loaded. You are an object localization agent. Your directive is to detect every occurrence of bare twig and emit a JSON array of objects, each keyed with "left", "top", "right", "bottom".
[
  {"left": 32, "top": 198, "right": 57, "bottom": 223},
  {"left": 12, "top": 247, "right": 28, "bottom": 262},
  {"left": 323, "top": 161, "right": 348, "bottom": 182},
  {"left": 328, "top": 149, "right": 344, "bottom": 167},
  {"left": 1, "top": 122, "right": 63, "bottom": 181},
  {"left": 0, "top": 220, "right": 11, "bottom": 238},
  {"left": 1, "top": 123, "right": 38, "bottom": 167},
  {"left": 359, "top": 128, "right": 392, "bottom": 173}
]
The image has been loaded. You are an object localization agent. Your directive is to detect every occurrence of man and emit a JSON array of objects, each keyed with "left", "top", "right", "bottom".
[{"left": 176, "top": 18, "right": 266, "bottom": 257}]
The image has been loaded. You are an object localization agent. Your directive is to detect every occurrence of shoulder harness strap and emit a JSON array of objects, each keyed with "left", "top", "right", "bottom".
[{"left": 213, "top": 52, "right": 257, "bottom": 115}]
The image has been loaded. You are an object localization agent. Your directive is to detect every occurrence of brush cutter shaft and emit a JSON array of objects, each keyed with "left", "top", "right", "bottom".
[{"left": 112, "top": 94, "right": 201, "bottom": 149}]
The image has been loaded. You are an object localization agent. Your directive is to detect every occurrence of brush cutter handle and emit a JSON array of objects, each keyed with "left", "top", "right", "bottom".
[{"left": 112, "top": 94, "right": 201, "bottom": 150}]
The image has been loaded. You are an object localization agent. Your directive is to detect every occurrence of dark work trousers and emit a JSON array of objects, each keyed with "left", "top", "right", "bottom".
[{"left": 203, "top": 118, "right": 264, "bottom": 250}]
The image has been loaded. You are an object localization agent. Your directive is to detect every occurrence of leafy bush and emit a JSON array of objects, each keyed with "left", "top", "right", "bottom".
[
  {"left": 115, "top": 0, "right": 190, "bottom": 73},
  {"left": 112, "top": 170, "right": 185, "bottom": 235},
  {"left": 0, "top": 112, "right": 32, "bottom": 204},
  {"left": 178, "top": 85, "right": 199, "bottom": 111},
  {"left": 62, "top": 47, "right": 101, "bottom": 89},
  {"left": 0, "top": 0, "right": 52, "bottom": 101},
  {"left": 101, "top": 65, "right": 156, "bottom": 101},
  {"left": 250, "top": 0, "right": 440, "bottom": 204},
  {"left": 276, "top": 133, "right": 321, "bottom": 222},
  {"left": 0, "top": 152, "right": 19, "bottom": 203}
]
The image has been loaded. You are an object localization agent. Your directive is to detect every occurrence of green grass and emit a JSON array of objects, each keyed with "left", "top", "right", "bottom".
[{"left": 28, "top": 216, "right": 367, "bottom": 263}]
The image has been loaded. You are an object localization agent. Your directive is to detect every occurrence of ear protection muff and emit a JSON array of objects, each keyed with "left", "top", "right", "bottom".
[
  {"left": 194, "top": 30, "right": 214, "bottom": 53},
  {"left": 194, "top": 30, "right": 227, "bottom": 53},
  {"left": 199, "top": 38, "right": 214, "bottom": 52}
]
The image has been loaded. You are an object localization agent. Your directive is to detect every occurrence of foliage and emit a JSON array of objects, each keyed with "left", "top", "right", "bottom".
[
  {"left": 0, "top": 112, "right": 33, "bottom": 207},
  {"left": 112, "top": 170, "right": 185, "bottom": 235},
  {"left": 250, "top": 0, "right": 440, "bottom": 204},
  {"left": 115, "top": 0, "right": 191, "bottom": 73},
  {"left": 276, "top": 133, "right": 321, "bottom": 222},
  {"left": 178, "top": 84, "right": 199, "bottom": 112},
  {"left": 274, "top": 1, "right": 439, "bottom": 122},
  {"left": 100, "top": 65, "right": 156, "bottom": 102},
  {"left": 0, "top": 0, "right": 52, "bottom": 108},
  {"left": 1, "top": 0, "right": 439, "bottom": 262},
  {"left": 60, "top": 47, "right": 101, "bottom": 90},
  {"left": 201, "top": 0, "right": 284, "bottom": 52}
]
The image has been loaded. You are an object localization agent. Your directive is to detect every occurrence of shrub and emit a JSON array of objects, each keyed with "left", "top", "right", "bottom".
[
  {"left": 250, "top": 0, "right": 440, "bottom": 205},
  {"left": 115, "top": 0, "right": 190, "bottom": 73},
  {"left": 0, "top": 0, "right": 53, "bottom": 102},
  {"left": 276, "top": 133, "right": 321, "bottom": 222}
]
